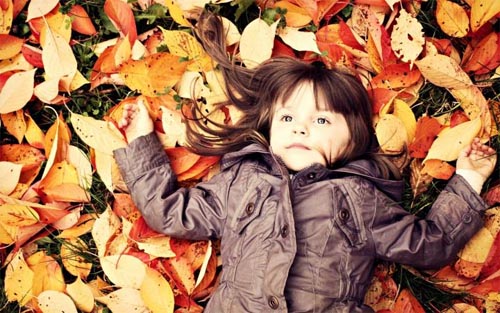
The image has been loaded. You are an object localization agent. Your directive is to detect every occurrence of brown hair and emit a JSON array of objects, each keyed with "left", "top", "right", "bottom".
[{"left": 186, "top": 11, "right": 400, "bottom": 179}]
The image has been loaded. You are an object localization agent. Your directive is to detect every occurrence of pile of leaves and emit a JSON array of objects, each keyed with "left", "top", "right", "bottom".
[{"left": 0, "top": 0, "right": 499, "bottom": 312}]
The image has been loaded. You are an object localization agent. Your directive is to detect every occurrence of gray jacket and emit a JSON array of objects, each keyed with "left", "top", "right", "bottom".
[{"left": 114, "top": 133, "right": 487, "bottom": 313}]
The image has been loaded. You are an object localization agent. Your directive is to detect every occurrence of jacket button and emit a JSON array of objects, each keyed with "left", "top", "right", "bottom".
[
  {"left": 245, "top": 203, "right": 255, "bottom": 215},
  {"left": 307, "top": 172, "right": 316, "bottom": 180},
  {"left": 281, "top": 224, "right": 289, "bottom": 238},
  {"left": 340, "top": 209, "right": 350, "bottom": 221},
  {"left": 463, "top": 213, "right": 472, "bottom": 223},
  {"left": 268, "top": 296, "right": 279, "bottom": 309}
]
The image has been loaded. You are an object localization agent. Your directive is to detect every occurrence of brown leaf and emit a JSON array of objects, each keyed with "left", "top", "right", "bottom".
[{"left": 409, "top": 159, "right": 433, "bottom": 199}]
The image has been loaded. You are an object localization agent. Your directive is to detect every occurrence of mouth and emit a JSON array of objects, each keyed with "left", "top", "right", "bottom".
[{"left": 286, "top": 143, "right": 310, "bottom": 150}]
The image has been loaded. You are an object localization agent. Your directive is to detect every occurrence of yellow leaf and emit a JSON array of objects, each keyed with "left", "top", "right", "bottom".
[
  {"left": 100, "top": 255, "right": 147, "bottom": 288},
  {"left": 27, "top": 251, "right": 66, "bottom": 297},
  {"left": 0, "top": 221, "right": 16, "bottom": 244},
  {"left": 58, "top": 213, "right": 96, "bottom": 239},
  {"left": 425, "top": 118, "right": 482, "bottom": 162},
  {"left": 91, "top": 207, "right": 121, "bottom": 257},
  {"left": 34, "top": 77, "right": 60, "bottom": 103},
  {"left": 159, "top": 27, "right": 212, "bottom": 72},
  {"left": 61, "top": 237, "right": 92, "bottom": 279},
  {"left": 1, "top": 110, "right": 26, "bottom": 143},
  {"left": 119, "top": 52, "right": 188, "bottom": 97},
  {"left": 69, "top": 69, "right": 89, "bottom": 91},
  {"left": 0, "top": 1, "right": 13, "bottom": 35},
  {"left": 0, "top": 53, "right": 34, "bottom": 74},
  {"left": 38, "top": 160, "right": 89, "bottom": 202},
  {"left": 375, "top": 114, "right": 408, "bottom": 154},
  {"left": 96, "top": 288, "right": 149, "bottom": 312},
  {"left": 240, "top": 18, "right": 278, "bottom": 69},
  {"left": 66, "top": 277, "right": 95, "bottom": 313},
  {"left": 70, "top": 112, "right": 126, "bottom": 155},
  {"left": 136, "top": 236, "right": 176, "bottom": 258},
  {"left": 25, "top": 112, "right": 46, "bottom": 149},
  {"left": 26, "top": 0, "right": 59, "bottom": 21},
  {"left": 0, "top": 161, "right": 22, "bottom": 195},
  {"left": 392, "top": 99, "right": 417, "bottom": 142},
  {"left": 42, "top": 110, "right": 71, "bottom": 178},
  {"left": 0, "top": 203, "right": 39, "bottom": 226},
  {"left": 140, "top": 267, "right": 175, "bottom": 313},
  {"left": 0, "top": 68, "right": 36, "bottom": 114},
  {"left": 436, "top": 0, "right": 470, "bottom": 38},
  {"left": 458, "top": 227, "right": 494, "bottom": 263},
  {"left": 470, "top": 0, "right": 500, "bottom": 32},
  {"left": 40, "top": 25, "right": 77, "bottom": 84},
  {"left": 275, "top": 1, "right": 312, "bottom": 27},
  {"left": 67, "top": 145, "right": 93, "bottom": 190},
  {"left": 390, "top": 8, "right": 425, "bottom": 67},
  {"left": 5, "top": 249, "right": 34, "bottom": 306},
  {"left": 38, "top": 290, "right": 78, "bottom": 313},
  {"left": 0, "top": 34, "right": 23, "bottom": 59},
  {"left": 415, "top": 53, "right": 473, "bottom": 89},
  {"left": 164, "top": 0, "right": 191, "bottom": 27}
]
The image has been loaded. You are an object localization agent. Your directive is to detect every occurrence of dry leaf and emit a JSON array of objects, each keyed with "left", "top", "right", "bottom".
[
  {"left": 91, "top": 206, "right": 121, "bottom": 257},
  {"left": 26, "top": 0, "right": 59, "bottom": 21},
  {"left": 66, "top": 277, "right": 95, "bottom": 313},
  {"left": 436, "top": 0, "right": 469, "bottom": 38},
  {"left": 100, "top": 254, "right": 146, "bottom": 288},
  {"left": 392, "top": 289, "right": 426, "bottom": 313},
  {"left": 375, "top": 114, "right": 408, "bottom": 154},
  {"left": 96, "top": 288, "right": 149, "bottom": 313},
  {"left": 37, "top": 290, "right": 78, "bottom": 313},
  {"left": 275, "top": 1, "right": 312, "bottom": 27},
  {"left": 470, "top": 0, "right": 500, "bottom": 32},
  {"left": 140, "top": 267, "right": 175, "bottom": 313},
  {"left": 0, "top": 34, "right": 24, "bottom": 60},
  {"left": 390, "top": 8, "right": 425, "bottom": 66},
  {"left": 425, "top": 118, "right": 482, "bottom": 162},
  {"left": 0, "top": 161, "right": 22, "bottom": 195},
  {"left": 104, "top": 0, "right": 137, "bottom": 43},
  {"left": 68, "top": 4, "right": 97, "bottom": 36},
  {"left": 4, "top": 249, "right": 34, "bottom": 306},
  {"left": 0, "top": 68, "right": 36, "bottom": 114},
  {"left": 278, "top": 26, "right": 321, "bottom": 54},
  {"left": 240, "top": 18, "right": 279, "bottom": 68},
  {"left": 415, "top": 53, "right": 473, "bottom": 89},
  {"left": 421, "top": 159, "right": 455, "bottom": 180},
  {"left": 0, "top": 204, "right": 39, "bottom": 226},
  {"left": 27, "top": 251, "right": 66, "bottom": 297},
  {"left": 61, "top": 237, "right": 92, "bottom": 279},
  {"left": 409, "top": 159, "right": 434, "bottom": 201}
]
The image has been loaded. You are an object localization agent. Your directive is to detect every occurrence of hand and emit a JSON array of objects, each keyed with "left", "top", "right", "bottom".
[
  {"left": 117, "top": 98, "right": 154, "bottom": 144},
  {"left": 457, "top": 137, "right": 497, "bottom": 181}
]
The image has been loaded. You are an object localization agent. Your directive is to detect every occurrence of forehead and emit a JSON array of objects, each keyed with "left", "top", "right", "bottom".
[{"left": 275, "top": 81, "right": 329, "bottom": 111}]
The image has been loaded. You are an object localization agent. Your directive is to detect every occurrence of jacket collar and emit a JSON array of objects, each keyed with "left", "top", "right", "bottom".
[{"left": 220, "top": 143, "right": 404, "bottom": 201}]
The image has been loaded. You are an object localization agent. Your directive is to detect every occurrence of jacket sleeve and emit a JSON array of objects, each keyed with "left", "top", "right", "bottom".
[
  {"left": 113, "top": 133, "right": 229, "bottom": 240},
  {"left": 369, "top": 174, "right": 487, "bottom": 269}
]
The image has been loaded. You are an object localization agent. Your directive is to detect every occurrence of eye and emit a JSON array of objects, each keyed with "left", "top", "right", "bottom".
[
  {"left": 281, "top": 115, "right": 293, "bottom": 122},
  {"left": 316, "top": 117, "right": 329, "bottom": 124}
]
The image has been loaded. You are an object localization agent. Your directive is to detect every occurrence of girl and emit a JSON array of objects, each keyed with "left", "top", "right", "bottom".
[{"left": 113, "top": 12, "right": 497, "bottom": 313}]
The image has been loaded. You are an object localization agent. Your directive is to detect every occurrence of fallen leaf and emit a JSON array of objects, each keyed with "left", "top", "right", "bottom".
[
  {"left": 140, "top": 267, "right": 175, "bottom": 313},
  {"left": 436, "top": 0, "right": 469, "bottom": 38},
  {"left": 66, "top": 277, "right": 95, "bottom": 313},
  {"left": 375, "top": 114, "right": 408, "bottom": 154},
  {"left": 425, "top": 118, "right": 482, "bottom": 162},
  {"left": 68, "top": 4, "right": 97, "bottom": 36},
  {"left": 415, "top": 53, "right": 473, "bottom": 89},
  {"left": 275, "top": 1, "right": 312, "bottom": 27},
  {"left": 91, "top": 206, "right": 121, "bottom": 257},
  {"left": 26, "top": 0, "right": 58, "bottom": 21},
  {"left": 392, "top": 289, "right": 425, "bottom": 313},
  {"left": 0, "top": 68, "right": 36, "bottom": 114},
  {"left": 409, "top": 159, "right": 434, "bottom": 199},
  {"left": 421, "top": 159, "right": 455, "bottom": 180},
  {"left": 104, "top": 0, "right": 137, "bottom": 43},
  {"left": 0, "top": 34, "right": 24, "bottom": 60},
  {"left": 462, "top": 32, "right": 499, "bottom": 73},
  {"left": 27, "top": 251, "right": 66, "bottom": 297},
  {"left": 100, "top": 254, "right": 146, "bottom": 288},
  {"left": 4, "top": 249, "right": 34, "bottom": 306},
  {"left": 470, "top": 0, "right": 500, "bottom": 32},
  {"left": 390, "top": 8, "right": 425, "bottom": 66},
  {"left": 0, "top": 161, "right": 22, "bottom": 195},
  {"left": 278, "top": 26, "right": 321, "bottom": 54},
  {"left": 240, "top": 18, "right": 278, "bottom": 68},
  {"left": 96, "top": 288, "right": 149, "bottom": 313},
  {"left": 37, "top": 290, "right": 78, "bottom": 313}
]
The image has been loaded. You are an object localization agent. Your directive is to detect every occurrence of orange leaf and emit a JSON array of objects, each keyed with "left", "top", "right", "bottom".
[
  {"left": 44, "top": 112, "right": 71, "bottom": 166},
  {"left": 371, "top": 63, "right": 421, "bottom": 89},
  {"left": 119, "top": 52, "right": 188, "bottom": 97},
  {"left": 24, "top": 112, "right": 45, "bottom": 149},
  {"left": 162, "top": 256, "right": 196, "bottom": 295},
  {"left": 368, "top": 88, "right": 398, "bottom": 114},
  {"left": 1, "top": 109, "right": 26, "bottom": 143},
  {"left": 480, "top": 230, "right": 500, "bottom": 280},
  {"left": 484, "top": 183, "right": 500, "bottom": 206},
  {"left": 112, "top": 193, "right": 139, "bottom": 220},
  {"left": 392, "top": 289, "right": 425, "bottom": 313},
  {"left": 294, "top": 0, "right": 340, "bottom": 25},
  {"left": 463, "top": 32, "right": 499, "bottom": 74},
  {"left": 37, "top": 161, "right": 90, "bottom": 203},
  {"left": 21, "top": 44, "right": 44, "bottom": 68},
  {"left": 129, "top": 216, "right": 162, "bottom": 241},
  {"left": 13, "top": 0, "right": 28, "bottom": 19},
  {"left": 470, "top": 0, "right": 500, "bottom": 32},
  {"left": 421, "top": 159, "right": 455, "bottom": 180},
  {"left": 4, "top": 249, "right": 34, "bottom": 306},
  {"left": 177, "top": 156, "right": 220, "bottom": 181},
  {"left": 165, "top": 147, "right": 201, "bottom": 175},
  {"left": 0, "top": 143, "right": 46, "bottom": 185},
  {"left": 68, "top": 4, "right": 97, "bottom": 36},
  {"left": 0, "top": 34, "right": 23, "bottom": 59},
  {"left": 408, "top": 116, "right": 444, "bottom": 158},
  {"left": 0, "top": 0, "right": 12, "bottom": 34},
  {"left": 104, "top": 0, "right": 137, "bottom": 44},
  {"left": 276, "top": 1, "right": 312, "bottom": 27},
  {"left": 436, "top": 0, "right": 470, "bottom": 38}
]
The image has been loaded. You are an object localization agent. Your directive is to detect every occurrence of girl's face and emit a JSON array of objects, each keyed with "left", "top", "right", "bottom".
[{"left": 269, "top": 82, "right": 351, "bottom": 171}]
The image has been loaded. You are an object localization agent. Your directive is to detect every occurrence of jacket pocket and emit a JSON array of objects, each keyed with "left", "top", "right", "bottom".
[
  {"left": 333, "top": 186, "right": 365, "bottom": 247},
  {"left": 230, "top": 181, "right": 272, "bottom": 234}
]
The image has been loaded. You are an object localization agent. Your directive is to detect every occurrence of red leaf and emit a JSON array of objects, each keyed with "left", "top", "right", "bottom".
[
  {"left": 177, "top": 156, "right": 220, "bottom": 181},
  {"left": 470, "top": 276, "right": 500, "bottom": 295},
  {"left": 371, "top": 63, "right": 422, "bottom": 89},
  {"left": 112, "top": 193, "right": 139, "bottom": 220},
  {"left": 170, "top": 237, "right": 193, "bottom": 258},
  {"left": 393, "top": 289, "right": 425, "bottom": 313},
  {"left": 408, "top": 116, "right": 444, "bottom": 158},
  {"left": 165, "top": 147, "right": 201, "bottom": 176},
  {"left": 338, "top": 19, "right": 364, "bottom": 51},
  {"left": 68, "top": 4, "right": 97, "bottom": 36},
  {"left": 480, "top": 232, "right": 500, "bottom": 279},
  {"left": 368, "top": 88, "right": 398, "bottom": 113},
  {"left": 104, "top": 0, "right": 137, "bottom": 44},
  {"left": 271, "top": 39, "right": 296, "bottom": 58},
  {"left": 450, "top": 109, "right": 470, "bottom": 127},
  {"left": 21, "top": 44, "right": 44, "bottom": 68},
  {"left": 483, "top": 182, "right": 500, "bottom": 206},
  {"left": 129, "top": 216, "right": 163, "bottom": 241}
]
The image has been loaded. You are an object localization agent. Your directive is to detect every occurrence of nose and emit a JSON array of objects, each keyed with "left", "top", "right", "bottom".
[{"left": 292, "top": 123, "right": 308, "bottom": 136}]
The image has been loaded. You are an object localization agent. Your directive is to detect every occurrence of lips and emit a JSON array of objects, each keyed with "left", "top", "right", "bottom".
[{"left": 286, "top": 143, "right": 310, "bottom": 150}]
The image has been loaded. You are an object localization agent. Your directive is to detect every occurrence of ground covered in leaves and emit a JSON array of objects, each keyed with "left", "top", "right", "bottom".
[{"left": 0, "top": 0, "right": 500, "bottom": 312}]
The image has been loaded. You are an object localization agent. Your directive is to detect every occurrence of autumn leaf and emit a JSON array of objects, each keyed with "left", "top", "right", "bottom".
[
  {"left": 240, "top": 18, "right": 279, "bottom": 68},
  {"left": 66, "top": 277, "right": 95, "bottom": 313},
  {"left": 275, "top": 1, "right": 312, "bottom": 27},
  {"left": 37, "top": 290, "right": 78, "bottom": 313},
  {"left": 390, "top": 8, "right": 425, "bottom": 67},
  {"left": 140, "top": 267, "right": 175, "bottom": 313},
  {"left": 0, "top": 161, "right": 22, "bottom": 195},
  {"left": 392, "top": 289, "right": 425, "bottom": 313},
  {"left": 0, "top": 34, "right": 24, "bottom": 59},
  {"left": 26, "top": 0, "right": 58, "bottom": 21},
  {"left": 435, "top": 0, "right": 469, "bottom": 38},
  {"left": 470, "top": 0, "right": 500, "bottom": 32},
  {"left": 119, "top": 52, "right": 188, "bottom": 97},
  {"left": 462, "top": 32, "right": 500, "bottom": 74},
  {"left": 100, "top": 254, "right": 147, "bottom": 289},
  {"left": 0, "top": 69, "right": 36, "bottom": 114},
  {"left": 68, "top": 4, "right": 97, "bottom": 36},
  {"left": 4, "top": 249, "right": 34, "bottom": 306},
  {"left": 96, "top": 288, "right": 149, "bottom": 312},
  {"left": 104, "top": 0, "right": 137, "bottom": 44}
]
